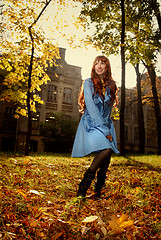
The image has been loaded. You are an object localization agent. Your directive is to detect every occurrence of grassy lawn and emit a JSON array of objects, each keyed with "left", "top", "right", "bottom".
[{"left": 0, "top": 152, "right": 161, "bottom": 239}]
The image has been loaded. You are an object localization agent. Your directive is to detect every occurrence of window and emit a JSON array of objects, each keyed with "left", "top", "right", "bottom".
[
  {"left": 147, "top": 110, "right": 154, "bottom": 120},
  {"left": 31, "top": 117, "right": 39, "bottom": 130},
  {"left": 125, "top": 105, "right": 129, "bottom": 116},
  {"left": 134, "top": 127, "right": 139, "bottom": 141},
  {"left": 147, "top": 135, "right": 155, "bottom": 145},
  {"left": 5, "top": 107, "right": 15, "bottom": 115},
  {"left": 125, "top": 125, "right": 128, "bottom": 141},
  {"left": 63, "top": 88, "right": 72, "bottom": 104},
  {"left": 31, "top": 112, "right": 39, "bottom": 130},
  {"left": 30, "top": 140, "right": 38, "bottom": 152},
  {"left": 47, "top": 85, "right": 57, "bottom": 102},
  {"left": 133, "top": 104, "right": 138, "bottom": 118},
  {"left": 147, "top": 129, "right": 155, "bottom": 145},
  {"left": 3, "top": 107, "right": 17, "bottom": 131}
]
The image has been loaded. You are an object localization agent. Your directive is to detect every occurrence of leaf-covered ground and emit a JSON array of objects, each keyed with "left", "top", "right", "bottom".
[{"left": 0, "top": 152, "right": 161, "bottom": 239}]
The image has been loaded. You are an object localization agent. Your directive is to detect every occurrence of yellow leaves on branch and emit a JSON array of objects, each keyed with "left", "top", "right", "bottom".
[
  {"left": 33, "top": 94, "right": 44, "bottom": 105},
  {"left": 0, "top": 59, "right": 13, "bottom": 72},
  {"left": 1, "top": 0, "right": 65, "bottom": 118},
  {"left": 4, "top": 0, "right": 44, "bottom": 27},
  {"left": 15, "top": 108, "right": 27, "bottom": 117}
]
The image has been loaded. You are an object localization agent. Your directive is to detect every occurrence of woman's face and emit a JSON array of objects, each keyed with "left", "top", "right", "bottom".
[{"left": 94, "top": 60, "right": 106, "bottom": 79}]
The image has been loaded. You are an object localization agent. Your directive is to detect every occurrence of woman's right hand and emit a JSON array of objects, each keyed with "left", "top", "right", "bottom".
[{"left": 106, "top": 135, "right": 112, "bottom": 142}]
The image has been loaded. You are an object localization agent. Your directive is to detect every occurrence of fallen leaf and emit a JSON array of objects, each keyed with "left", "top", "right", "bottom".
[
  {"left": 24, "top": 160, "right": 30, "bottom": 165},
  {"left": 28, "top": 218, "right": 38, "bottom": 228},
  {"left": 81, "top": 225, "right": 90, "bottom": 235},
  {"left": 28, "top": 190, "right": 45, "bottom": 195},
  {"left": 52, "top": 231, "right": 63, "bottom": 240},
  {"left": 16, "top": 189, "right": 27, "bottom": 199},
  {"left": 82, "top": 215, "right": 98, "bottom": 223},
  {"left": 135, "top": 187, "right": 140, "bottom": 193},
  {"left": 108, "top": 214, "right": 134, "bottom": 235},
  {"left": 101, "top": 226, "right": 107, "bottom": 236}
]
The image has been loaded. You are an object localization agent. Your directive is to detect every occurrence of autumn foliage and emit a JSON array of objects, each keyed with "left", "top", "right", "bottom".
[
  {"left": 0, "top": 0, "right": 61, "bottom": 118},
  {"left": 0, "top": 153, "right": 161, "bottom": 239}
]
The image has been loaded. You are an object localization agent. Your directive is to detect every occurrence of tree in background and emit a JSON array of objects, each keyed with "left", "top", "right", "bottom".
[
  {"left": 120, "top": 0, "right": 126, "bottom": 156},
  {"left": 0, "top": 0, "right": 61, "bottom": 155},
  {"left": 143, "top": 62, "right": 161, "bottom": 154},
  {"left": 135, "top": 63, "right": 145, "bottom": 154},
  {"left": 145, "top": 0, "right": 161, "bottom": 35},
  {"left": 126, "top": 0, "right": 161, "bottom": 154},
  {"left": 25, "top": 0, "right": 56, "bottom": 156}
]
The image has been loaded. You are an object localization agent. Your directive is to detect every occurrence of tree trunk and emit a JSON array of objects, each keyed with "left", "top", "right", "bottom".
[
  {"left": 150, "top": 0, "right": 161, "bottom": 33},
  {"left": 25, "top": 27, "right": 34, "bottom": 156},
  {"left": 24, "top": 0, "right": 52, "bottom": 156},
  {"left": 135, "top": 63, "right": 145, "bottom": 154},
  {"left": 120, "top": 0, "right": 126, "bottom": 156},
  {"left": 146, "top": 63, "right": 161, "bottom": 155}
]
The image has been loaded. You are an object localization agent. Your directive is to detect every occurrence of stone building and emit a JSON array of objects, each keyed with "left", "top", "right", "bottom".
[
  {"left": 115, "top": 83, "right": 160, "bottom": 154},
  {"left": 0, "top": 48, "right": 82, "bottom": 152}
]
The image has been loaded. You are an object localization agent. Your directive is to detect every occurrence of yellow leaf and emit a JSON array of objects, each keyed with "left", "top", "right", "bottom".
[
  {"left": 135, "top": 187, "right": 140, "bottom": 193},
  {"left": 120, "top": 220, "right": 134, "bottom": 229},
  {"left": 24, "top": 160, "right": 30, "bottom": 165},
  {"left": 108, "top": 214, "right": 134, "bottom": 235}
]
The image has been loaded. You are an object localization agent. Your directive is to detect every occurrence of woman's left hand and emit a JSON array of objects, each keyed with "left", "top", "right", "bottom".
[{"left": 106, "top": 135, "right": 112, "bottom": 142}]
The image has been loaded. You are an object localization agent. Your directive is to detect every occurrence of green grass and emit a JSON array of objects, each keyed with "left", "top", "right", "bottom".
[{"left": 0, "top": 152, "right": 161, "bottom": 239}]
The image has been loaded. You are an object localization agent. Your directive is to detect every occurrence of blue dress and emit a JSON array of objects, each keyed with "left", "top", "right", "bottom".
[{"left": 72, "top": 78, "right": 119, "bottom": 157}]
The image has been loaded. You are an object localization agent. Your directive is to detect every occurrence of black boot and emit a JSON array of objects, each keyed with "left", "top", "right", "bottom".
[
  {"left": 77, "top": 168, "right": 95, "bottom": 198},
  {"left": 94, "top": 170, "right": 106, "bottom": 198}
]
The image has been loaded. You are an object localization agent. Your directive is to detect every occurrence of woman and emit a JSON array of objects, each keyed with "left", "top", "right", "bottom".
[{"left": 72, "top": 55, "right": 119, "bottom": 199}]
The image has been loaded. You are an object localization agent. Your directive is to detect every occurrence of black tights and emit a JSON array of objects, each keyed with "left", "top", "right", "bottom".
[
  {"left": 77, "top": 148, "right": 112, "bottom": 197},
  {"left": 90, "top": 148, "right": 112, "bottom": 174}
]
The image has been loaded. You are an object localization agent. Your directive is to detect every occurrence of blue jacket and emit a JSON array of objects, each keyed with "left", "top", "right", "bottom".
[{"left": 72, "top": 78, "right": 119, "bottom": 157}]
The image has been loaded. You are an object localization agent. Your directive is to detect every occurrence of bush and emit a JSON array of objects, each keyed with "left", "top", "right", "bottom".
[{"left": 39, "top": 112, "right": 79, "bottom": 153}]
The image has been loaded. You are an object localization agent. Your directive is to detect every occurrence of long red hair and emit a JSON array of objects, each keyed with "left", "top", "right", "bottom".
[{"left": 78, "top": 56, "right": 118, "bottom": 113}]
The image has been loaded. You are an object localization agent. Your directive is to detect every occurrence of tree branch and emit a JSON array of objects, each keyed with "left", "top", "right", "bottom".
[{"left": 30, "top": 0, "right": 52, "bottom": 29}]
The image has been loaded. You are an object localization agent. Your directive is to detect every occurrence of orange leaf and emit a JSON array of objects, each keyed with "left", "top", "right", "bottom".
[
  {"left": 28, "top": 218, "right": 38, "bottom": 228},
  {"left": 108, "top": 214, "right": 134, "bottom": 235},
  {"left": 16, "top": 189, "right": 27, "bottom": 199}
]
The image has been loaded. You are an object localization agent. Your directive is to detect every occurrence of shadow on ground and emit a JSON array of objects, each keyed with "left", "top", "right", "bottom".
[{"left": 111, "top": 156, "right": 161, "bottom": 173}]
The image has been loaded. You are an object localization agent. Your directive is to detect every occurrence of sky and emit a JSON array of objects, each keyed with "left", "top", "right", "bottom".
[
  {"left": 40, "top": 0, "right": 161, "bottom": 89},
  {"left": 65, "top": 46, "right": 137, "bottom": 89}
]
